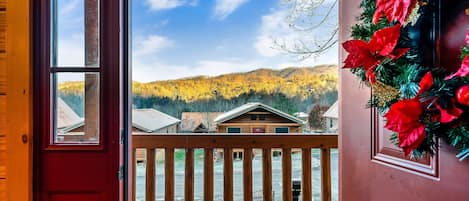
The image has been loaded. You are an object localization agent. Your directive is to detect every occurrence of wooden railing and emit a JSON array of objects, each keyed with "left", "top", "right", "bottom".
[{"left": 132, "top": 134, "right": 338, "bottom": 201}]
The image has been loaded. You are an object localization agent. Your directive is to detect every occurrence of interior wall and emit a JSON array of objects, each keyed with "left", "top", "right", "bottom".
[{"left": 4, "top": 0, "right": 32, "bottom": 200}]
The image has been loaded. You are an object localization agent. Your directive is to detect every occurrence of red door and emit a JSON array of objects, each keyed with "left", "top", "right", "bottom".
[
  {"left": 340, "top": 0, "right": 469, "bottom": 200},
  {"left": 33, "top": 0, "right": 123, "bottom": 200}
]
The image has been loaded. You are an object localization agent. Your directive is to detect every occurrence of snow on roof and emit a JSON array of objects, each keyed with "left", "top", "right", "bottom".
[
  {"left": 180, "top": 112, "right": 223, "bottom": 132},
  {"left": 57, "top": 97, "right": 83, "bottom": 129},
  {"left": 214, "top": 102, "right": 305, "bottom": 125},
  {"left": 323, "top": 101, "right": 338, "bottom": 119},
  {"left": 132, "top": 109, "right": 181, "bottom": 132}
]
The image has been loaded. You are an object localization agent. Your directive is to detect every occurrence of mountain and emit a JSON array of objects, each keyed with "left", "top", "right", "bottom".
[
  {"left": 132, "top": 65, "right": 338, "bottom": 102},
  {"left": 59, "top": 65, "right": 338, "bottom": 117}
]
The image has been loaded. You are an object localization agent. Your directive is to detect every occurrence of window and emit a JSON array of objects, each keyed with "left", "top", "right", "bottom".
[
  {"left": 250, "top": 114, "right": 257, "bottom": 120},
  {"left": 275, "top": 127, "right": 289, "bottom": 133},
  {"left": 227, "top": 127, "right": 241, "bottom": 133},
  {"left": 50, "top": 0, "right": 101, "bottom": 144},
  {"left": 259, "top": 114, "right": 266, "bottom": 120}
]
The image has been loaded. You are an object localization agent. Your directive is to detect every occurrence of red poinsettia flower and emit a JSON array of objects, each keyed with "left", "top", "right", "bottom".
[
  {"left": 418, "top": 72, "right": 462, "bottom": 123},
  {"left": 342, "top": 24, "right": 409, "bottom": 82},
  {"left": 445, "top": 55, "right": 469, "bottom": 80},
  {"left": 435, "top": 101, "right": 463, "bottom": 123},
  {"left": 385, "top": 98, "right": 426, "bottom": 156},
  {"left": 373, "top": 0, "right": 418, "bottom": 24}
]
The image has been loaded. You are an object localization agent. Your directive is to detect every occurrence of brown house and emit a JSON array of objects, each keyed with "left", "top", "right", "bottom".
[
  {"left": 214, "top": 102, "right": 305, "bottom": 134},
  {"left": 180, "top": 112, "right": 223, "bottom": 133}
]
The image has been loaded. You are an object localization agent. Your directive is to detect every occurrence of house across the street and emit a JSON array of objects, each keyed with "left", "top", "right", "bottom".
[
  {"left": 214, "top": 102, "right": 305, "bottom": 134},
  {"left": 180, "top": 112, "right": 223, "bottom": 133}
]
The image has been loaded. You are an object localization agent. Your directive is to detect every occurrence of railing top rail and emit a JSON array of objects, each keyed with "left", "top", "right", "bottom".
[{"left": 132, "top": 134, "right": 338, "bottom": 149}]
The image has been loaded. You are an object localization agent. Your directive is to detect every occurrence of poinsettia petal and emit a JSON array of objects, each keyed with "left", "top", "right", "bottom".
[
  {"left": 388, "top": 48, "right": 410, "bottom": 59},
  {"left": 369, "top": 24, "right": 402, "bottom": 56},
  {"left": 373, "top": 0, "right": 391, "bottom": 24},
  {"left": 392, "top": 0, "right": 413, "bottom": 24},
  {"left": 435, "top": 102, "right": 463, "bottom": 123},
  {"left": 400, "top": 124, "right": 426, "bottom": 156},
  {"left": 445, "top": 55, "right": 469, "bottom": 80},
  {"left": 342, "top": 40, "right": 379, "bottom": 69},
  {"left": 385, "top": 99, "right": 423, "bottom": 133},
  {"left": 417, "top": 72, "right": 433, "bottom": 95}
]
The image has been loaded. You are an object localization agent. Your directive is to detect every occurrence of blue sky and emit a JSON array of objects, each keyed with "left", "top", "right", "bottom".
[{"left": 56, "top": 0, "right": 338, "bottom": 82}]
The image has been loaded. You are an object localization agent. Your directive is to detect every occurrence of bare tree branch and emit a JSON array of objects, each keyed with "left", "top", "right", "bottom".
[{"left": 274, "top": 0, "right": 338, "bottom": 60}]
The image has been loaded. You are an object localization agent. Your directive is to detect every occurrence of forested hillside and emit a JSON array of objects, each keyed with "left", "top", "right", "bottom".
[{"left": 59, "top": 65, "right": 338, "bottom": 118}]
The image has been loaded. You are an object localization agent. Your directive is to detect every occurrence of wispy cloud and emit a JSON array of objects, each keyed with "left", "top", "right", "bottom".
[
  {"left": 213, "top": 0, "right": 249, "bottom": 20},
  {"left": 146, "top": 0, "right": 198, "bottom": 11},
  {"left": 133, "top": 35, "right": 174, "bottom": 57},
  {"left": 133, "top": 58, "right": 262, "bottom": 82},
  {"left": 254, "top": 9, "right": 294, "bottom": 57}
]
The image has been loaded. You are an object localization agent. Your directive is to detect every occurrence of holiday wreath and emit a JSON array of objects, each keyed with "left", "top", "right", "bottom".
[{"left": 343, "top": 0, "right": 469, "bottom": 160}]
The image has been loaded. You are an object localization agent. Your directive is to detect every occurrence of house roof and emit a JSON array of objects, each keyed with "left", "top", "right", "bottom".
[
  {"left": 180, "top": 112, "right": 223, "bottom": 132},
  {"left": 132, "top": 109, "right": 181, "bottom": 133},
  {"left": 214, "top": 102, "right": 305, "bottom": 125},
  {"left": 58, "top": 104, "right": 181, "bottom": 133},
  {"left": 57, "top": 97, "right": 83, "bottom": 129},
  {"left": 323, "top": 101, "right": 338, "bottom": 119}
]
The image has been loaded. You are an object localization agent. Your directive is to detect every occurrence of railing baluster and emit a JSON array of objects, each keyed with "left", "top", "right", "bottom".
[
  {"left": 321, "top": 148, "right": 331, "bottom": 201},
  {"left": 165, "top": 148, "right": 174, "bottom": 201},
  {"left": 204, "top": 148, "right": 214, "bottom": 201},
  {"left": 132, "top": 149, "right": 137, "bottom": 201},
  {"left": 282, "top": 148, "right": 292, "bottom": 201},
  {"left": 146, "top": 149, "right": 156, "bottom": 201},
  {"left": 243, "top": 148, "right": 253, "bottom": 201},
  {"left": 302, "top": 148, "right": 312, "bottom": 201},
  {"left": 224, "top": 148, "right": 233, "bottom": 201},
  {"left": 185, "top": 148, "right": 194, "bottom": 201},
  {"left": 262, "top": 148, "right": 272, "bottom": 201}
]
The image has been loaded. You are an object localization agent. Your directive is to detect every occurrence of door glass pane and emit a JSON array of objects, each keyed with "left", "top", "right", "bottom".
[
  {"left": 53, "top": 72, "right": 100, "bottom": 144},
  {"left": 51, "top": 0, "right": 100, "bottom": 67}
]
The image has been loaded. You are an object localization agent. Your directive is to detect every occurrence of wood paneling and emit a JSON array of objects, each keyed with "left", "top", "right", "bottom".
[
  {"left": 0, "top": 1, "right": 5, "bottom": 199},
  {"left": 5, "top": 0, "right": 32, "bottom": 200}
]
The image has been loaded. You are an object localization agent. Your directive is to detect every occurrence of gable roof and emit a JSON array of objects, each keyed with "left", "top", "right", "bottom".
[
  {"left": 180, "top": 112, "right": 223, "bottom": 132},
  {"left": 323, "top": 101, "right": 338, "bottom": 119},
  {"left": 214, "top": 102, "right": 305, "bottom": 125},
  {"left": 132, "top": 109, "right": 181, "bottom": 133},
  {"left": 59, "top": 106, "right": 181, "bottom": 133},
  {"left": 57, "top": 97, "right": 83, "bottom": 129}
]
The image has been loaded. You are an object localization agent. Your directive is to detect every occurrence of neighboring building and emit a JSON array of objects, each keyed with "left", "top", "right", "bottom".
[
  {"left": 214, "top": 102, "right": 305, "bottom": 134},
  {"left": 180, "top": 112, "right": 223, "bottom": 133},
  {"left": 322, "top": 101, "right": 338, "bottom": 133},
  {"left": 58, "top": 103, "right": 181, "bottom": 142},
  {"left": 214, "top": 102, "right": 305, "bottom": 159},
  {"left": 132, "top": 109, "right": 181, "bottom": 134}
]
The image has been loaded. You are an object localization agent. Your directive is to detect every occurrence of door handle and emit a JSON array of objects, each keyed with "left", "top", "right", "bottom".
[{"left": 21, "top": 134, "right": 28, "bottom": 144}]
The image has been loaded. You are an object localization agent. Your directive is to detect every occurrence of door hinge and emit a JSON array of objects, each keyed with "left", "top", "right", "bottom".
[{"left": 118, "top": 165, "right": 124, "bottom": 181}]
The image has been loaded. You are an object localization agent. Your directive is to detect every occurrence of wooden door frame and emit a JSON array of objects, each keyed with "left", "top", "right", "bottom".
[{"left": 32, "top": 0, "right": 128, "bottom": 200}]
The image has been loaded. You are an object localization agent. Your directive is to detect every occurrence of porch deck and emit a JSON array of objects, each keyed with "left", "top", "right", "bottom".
[{"left": 133, "top": 134, "right": 338, "bottom": 201}]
